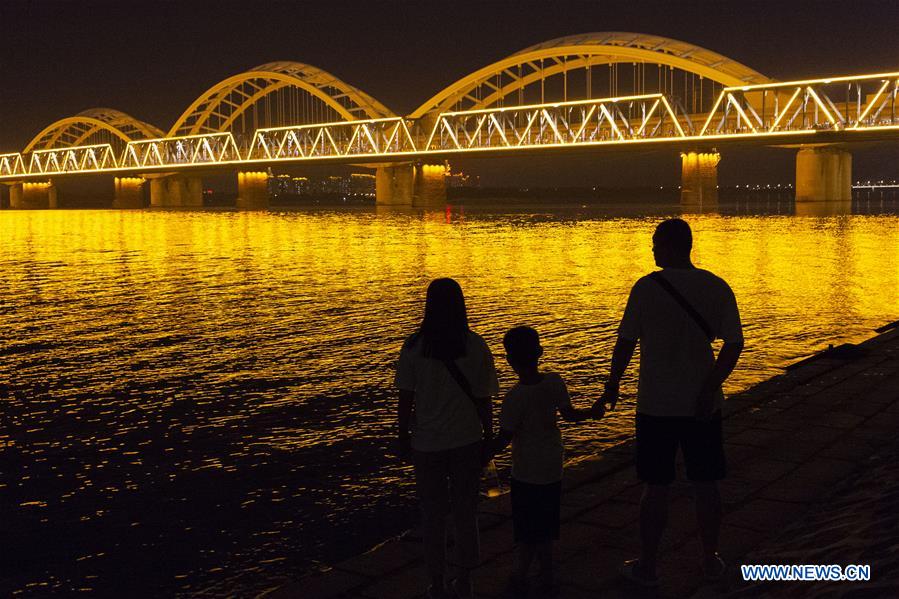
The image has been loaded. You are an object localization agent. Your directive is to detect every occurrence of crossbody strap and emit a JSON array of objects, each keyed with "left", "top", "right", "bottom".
[
  {"left": 648, "top": 271, "right": 714, "bottom": 342},
  {"left": 442, "top": 358, "right": 482, "bottom": 406}
]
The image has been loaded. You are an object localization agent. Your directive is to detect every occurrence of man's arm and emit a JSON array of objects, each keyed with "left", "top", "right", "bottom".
[
  {"left": 696, "top": 340, "right": 743, "bottom": 420},
  {"left": 593, "top": 335, "right": 637, "bottom": 414},
  {"left": 608, "top": 336, "right": 638, "bottom": 387}
]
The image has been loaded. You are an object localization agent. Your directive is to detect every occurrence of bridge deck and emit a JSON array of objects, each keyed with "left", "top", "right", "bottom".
[{"left": 2, "top": 72, "right": 897, "bottom": 182}]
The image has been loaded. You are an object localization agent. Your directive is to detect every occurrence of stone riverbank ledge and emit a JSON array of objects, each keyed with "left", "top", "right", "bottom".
[{"left": 262, "top": 325, "right": 899, "bottom": 599}]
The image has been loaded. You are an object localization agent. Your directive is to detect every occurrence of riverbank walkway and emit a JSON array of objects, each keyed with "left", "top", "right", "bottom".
[{"left": 263, "top": 325, "right": 899, "bottom": 598}]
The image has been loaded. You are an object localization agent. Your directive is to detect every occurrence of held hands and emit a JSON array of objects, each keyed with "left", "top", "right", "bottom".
[
  {"left": 591, "top": 379, "right": 619, "bottom": 418},
  {"left": 590, "top": 402, "right": 606, "bottom": 420}
]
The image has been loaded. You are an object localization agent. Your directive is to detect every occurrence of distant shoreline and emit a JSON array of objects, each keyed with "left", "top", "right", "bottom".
[{"left": 7, "top": 184, "right": 898, "bottom": 210}]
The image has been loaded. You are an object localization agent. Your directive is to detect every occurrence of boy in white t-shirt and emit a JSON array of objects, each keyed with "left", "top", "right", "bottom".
[{"left": 488, "top": 326, "right": 603, "bottom": 596}]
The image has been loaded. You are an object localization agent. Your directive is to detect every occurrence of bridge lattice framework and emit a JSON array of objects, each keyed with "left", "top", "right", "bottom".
[{"left": 1, "top": 33, "right": 897, "bottom": 207}]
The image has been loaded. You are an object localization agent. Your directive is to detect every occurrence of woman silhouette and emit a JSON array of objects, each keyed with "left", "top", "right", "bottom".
[{"left": 395, "top": 278, "right": 499, "bottom": 599}]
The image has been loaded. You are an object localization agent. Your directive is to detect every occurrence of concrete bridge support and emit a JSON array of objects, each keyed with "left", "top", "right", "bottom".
[
  {"left": 680, "top": 151, "right": 720, "bottom": 206},
  {"left": 7, "top": 181, "right": 58, "bottom": 209},
  {"left": 236, "top": 171, "right": 270, "bottom": 209},
  {"left": 3, "top": 183, "right": 20, "bottom": 208},
  {"left": 149, "top": 175, "right": 203, "bottom": 208},
  {"left": 795, "top": 146, "right": 851, "bottom": 202},
  {"left": 416, "top": 164, "right": 448, "bottom": 206},
  {"left": 113, "top": 177, "right": 146, "bottom": 208},
  {"left": 375, "top": 163, "right": 447, "bottom": 206},
  {"left": 376, "top": 164, "right": 415, "bottom": 205}
]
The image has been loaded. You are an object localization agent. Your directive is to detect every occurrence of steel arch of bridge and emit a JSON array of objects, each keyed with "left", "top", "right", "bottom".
[
  {"left": 23, "top": 108, "right": 165, "bottom": 153},
  {"left": 9, "top": 34, "right": 776, "bottom": 155},
  {"left": 168, "top": 61, "right": 394, "bottom": 137},
  {"left": 410, "top": 32, "right": 773, "bottom": 118},
  {"left": 3, "top": 70, "right": 898, "bottom": 181},
  {"left": 4, "top": 34, "right": 899, "bottom": 183}
]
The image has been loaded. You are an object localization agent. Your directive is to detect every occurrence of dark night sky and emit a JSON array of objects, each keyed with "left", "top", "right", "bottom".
[{"left": 2, "top": 0, "right": 898, "bottom": 186}]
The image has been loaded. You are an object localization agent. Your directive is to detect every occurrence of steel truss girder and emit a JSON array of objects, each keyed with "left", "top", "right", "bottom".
[
  {"left": 425, "top": 94, "right": 687, "bottom": 151},
  {"left": 247, "top": 118, "right": 418, "bottom": 160},
  {"left": 700, "top": 72, "right": 899, "bottom": 136},
  {"left": 1, "top": 72, "right": 898, "bottom": 180}
]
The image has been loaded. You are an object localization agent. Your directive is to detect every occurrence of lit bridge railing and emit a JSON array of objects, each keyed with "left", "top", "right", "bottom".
[
  {"left": 119, "top": 133, "right": 242, "bottom": 168},
  {"left": 27, "top": 144, "right": 118, "bottom": 174},
  {"left": 247, "top": 118, "right": 418, "bottom": 160},
  {"left": 424, "top": 94, "right": 687, "bottom": 151},
  {"left": 0, "top": 72, "right": 896, "bottom": 179},
  {"left": 0, "top": 153, "right": 26, "bottom": 177},
  {"left": 701, "top": 71, "right": 899, "bottom": 137}
]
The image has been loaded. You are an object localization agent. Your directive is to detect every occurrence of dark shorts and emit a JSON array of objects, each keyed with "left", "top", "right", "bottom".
[
  {"left": 510, "top": 478, "right": 561, "bottom": 544},
  {"left": 635, "top": 412, "right": 726, "bottom": 485}
]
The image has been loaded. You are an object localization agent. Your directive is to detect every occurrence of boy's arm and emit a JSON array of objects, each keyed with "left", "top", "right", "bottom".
[
  {"left": 557, "top": 379, "right": 595, "bottom": 422},
  {"left": 558, "top": 398, "right": 594, "bottom": 422}
]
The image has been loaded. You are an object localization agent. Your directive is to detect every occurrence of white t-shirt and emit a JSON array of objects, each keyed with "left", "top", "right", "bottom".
[
  {"left": 618, "top": 267, "right": 743, "bottom": 417},
  {"left": 394, "top": 331, "right": 499, "bottom": 452},
  {"left": 499, "top": 372, "right": 570, "bottom": 485}
]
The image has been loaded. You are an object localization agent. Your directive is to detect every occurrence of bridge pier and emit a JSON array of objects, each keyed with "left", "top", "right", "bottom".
[
  {"left": 376, "top": 165, "right": 414, "bottom": 205},
  {"left": 3, "top": 183, "right": 20, "bottom": 208},
  {"left": 680, "top": 151, "right": 720, "bottom": 206},
  {"left": 236, "top": 171, "right": 270, "bottom": 210},
  {"left": 795, "top": 146, "right": 851, "bottom": 202},
  {"left": 113, "top": 177, "right": 146, "bottom": 209},
  {"left": 6, "top": 181, "right": 58, "bottom": 209},
  {"left": 416, "top": 164, "right": 448, "bottom": 206},
  {"left": 149, "top": 175, "right": 203, "bottom": 208},
  {"left": 375, "top": 163, "right": 446, "bottom": 206}
]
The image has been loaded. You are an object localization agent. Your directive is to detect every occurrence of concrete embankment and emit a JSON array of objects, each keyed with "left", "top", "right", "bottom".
[{"left": 264, "top": 325, "right": 899, "bottom": 599}]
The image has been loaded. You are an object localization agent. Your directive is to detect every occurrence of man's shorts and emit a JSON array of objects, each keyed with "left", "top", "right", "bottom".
[{"left": 635, "top": 412, "right": 726, "bottom": 485}]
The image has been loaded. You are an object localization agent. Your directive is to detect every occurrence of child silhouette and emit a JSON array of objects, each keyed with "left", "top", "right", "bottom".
[{"left": 489, "top": 326, "right": 603, "bottom": 596}]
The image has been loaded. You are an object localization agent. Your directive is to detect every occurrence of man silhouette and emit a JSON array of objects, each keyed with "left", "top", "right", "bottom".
[{"left": 594, "top": 218, "right": 743, "bottom": 586}]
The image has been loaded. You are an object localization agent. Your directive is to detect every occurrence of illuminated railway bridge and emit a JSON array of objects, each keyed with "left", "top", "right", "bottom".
[{"left": 2, "top": 32, "right": 898, "bottom": 209}]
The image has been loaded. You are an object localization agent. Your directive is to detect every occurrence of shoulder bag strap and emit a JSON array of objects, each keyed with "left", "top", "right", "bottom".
[
  {"left": 648, "top": 271, "right": 714, "bottom": 342},
  {"left": 442, "top": 358, "right": 482, "bottom": 406}
]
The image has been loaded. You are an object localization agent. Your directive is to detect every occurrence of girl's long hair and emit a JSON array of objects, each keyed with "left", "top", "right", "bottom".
[{"left": 418, "top": 278, "right": 469, "bottom": 360}]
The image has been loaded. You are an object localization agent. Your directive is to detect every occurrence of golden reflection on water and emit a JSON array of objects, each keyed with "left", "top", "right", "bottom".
[{"left": 0, "top": 205, "right": 897, "bottom": 595}]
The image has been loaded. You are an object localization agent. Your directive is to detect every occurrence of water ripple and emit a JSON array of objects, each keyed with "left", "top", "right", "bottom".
[{"left": 0, "top": 204, "right": 897, "bottom": 597}]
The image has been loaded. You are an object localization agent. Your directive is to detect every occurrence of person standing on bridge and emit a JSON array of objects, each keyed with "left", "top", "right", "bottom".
[
  {"left": 395, "top": 278, "right": 499, "bottom": 599},
  {"left": 594, "top": 218, "right": 744, "bottom": 587}
]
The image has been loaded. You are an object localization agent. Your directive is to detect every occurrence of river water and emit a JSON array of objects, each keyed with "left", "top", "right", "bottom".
[{"left": 1, "top": 199, "right": 897, "bottom": 597}]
